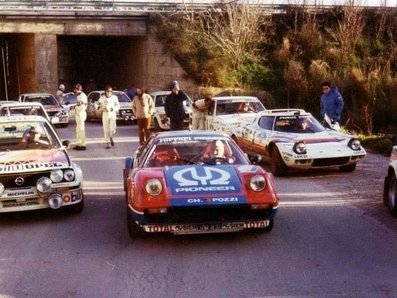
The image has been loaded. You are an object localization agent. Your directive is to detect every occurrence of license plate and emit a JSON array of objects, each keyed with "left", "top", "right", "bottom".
[{"left": 143, "top": 220, "right": 270, "bottom": 235}]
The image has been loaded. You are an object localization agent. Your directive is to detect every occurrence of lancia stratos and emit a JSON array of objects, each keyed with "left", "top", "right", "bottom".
[
  {"left": 231, "top": 109, "right": 366, "bottom": 176},
  {"left": 123, "top": 131, "right": 279, "bottom": 237},
  {"left": 0, "top": 115, "right": 84, "bottom": 213}
]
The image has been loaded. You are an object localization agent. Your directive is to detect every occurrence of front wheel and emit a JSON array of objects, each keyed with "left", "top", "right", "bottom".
[
  {"left": 126, "top": 208, "right": 146, "bottom": 238},
  {"left": 386, "top": 173, "right": 397, "bottom": 217},
  {"left": 270, "top": 147, "right": 288, "bottom": 176}
]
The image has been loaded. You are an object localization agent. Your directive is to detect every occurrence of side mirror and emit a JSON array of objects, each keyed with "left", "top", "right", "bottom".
[{"left": 250, "top": 154, "right": 262, "bottom": 164}]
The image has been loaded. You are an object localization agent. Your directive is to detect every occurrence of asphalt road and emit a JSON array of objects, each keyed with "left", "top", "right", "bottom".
[{"left": 1, "top": 120, "right": 397, "bottom": 298}]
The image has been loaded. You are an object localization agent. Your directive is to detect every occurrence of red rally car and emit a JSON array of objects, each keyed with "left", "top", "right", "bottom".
[{"left": 123, "top": 130, "right": 279, "bottom": 237}]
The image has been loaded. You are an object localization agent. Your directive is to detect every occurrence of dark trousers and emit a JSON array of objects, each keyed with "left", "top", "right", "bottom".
[
  {"left": 170, "top": 118, "right": 184, "bottom": 131},
  {"left": 136, "top": 117, "right": 152, "bottom": 145}
]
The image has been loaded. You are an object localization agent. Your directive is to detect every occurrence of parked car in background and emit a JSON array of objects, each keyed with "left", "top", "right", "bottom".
[
  {"left": 231, "top": 109, "right": 366, "bottom": 176},
  {"left": 123, "top": 130, "right": 279, "bottom": 237},
  {"left": 60, "top": 92, "right": 77, "bottom": 111},
  {"left": 0, "top": 101, "right": 57, "bottom": 124},
  {"left": 18, "top": 93, "right": 69, "bottom": 127},
  {"left": 149, "top": 91, "right": 192, "bottom": 131},
  {"left": 205, "top": 96, "right": 266, "bottom": 135},
  {"left": 0, "top": 115, "right": 84, "bottom": 213},
  {"left": 383, "top": 145, "right": 397, "bottom": 216},
  {"left": 86, "top": 90, "right": 135, "bottom": 123}
]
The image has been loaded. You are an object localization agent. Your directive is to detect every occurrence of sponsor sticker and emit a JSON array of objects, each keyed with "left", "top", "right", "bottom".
[
  {"left": 166, "top": 165, "right": 241, "bottom": 195},
  {"left": 142, "top": 220, "right": 270, "bottom": 233},
  {"left": 170, "top": 196, "right": 247, "bottom": 206}
]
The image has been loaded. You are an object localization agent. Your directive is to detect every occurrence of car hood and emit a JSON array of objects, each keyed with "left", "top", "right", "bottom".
[
  {"left": 218, "top": 113, "right": 258, "bottom": 124},
  {"left": 272, "top": 131, "right": 346, "bottom": 144},
  {"left": 163, "top": 164, "right": 247, "bottom": 206},
  {"left": 0, "top": 149, "right": 70, "bottom": 174}
]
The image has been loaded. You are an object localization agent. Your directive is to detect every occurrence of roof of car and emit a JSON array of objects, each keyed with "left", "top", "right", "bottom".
[
  {"left": 154, "top": 130, "right": 230, "bottom": 139},
  {"left": 19, "top": 93, "right": 54, "bottom": 97},
  {"left": 259, "top": 109, "right": 309, "bottom": 116},
  {"left": 0, "top": 114, "right": 48, "bottom": 123},
  {"left": 88, "top": 90, "right": 127, "bottom": 95},
  {"left": 212, "top": 96, "right": 261, "bottom": 101},
  {"left": 0, "top": 101, "right": 46, "bottom": 108},
  {"left": 150, "top": 91, "right": 171, "bottom": 96}
]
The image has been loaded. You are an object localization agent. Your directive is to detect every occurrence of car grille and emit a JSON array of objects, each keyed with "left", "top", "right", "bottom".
[
  {"left": 0, "top": 172, "right": 51, "bottom": 188},
  {"left": 145, "top": 206, "right": 273, "bottom": 224},
  {"left": 119, "top": 109, "right": 132, "bottom": 115},
  {"left": 312, "top": 157, "right": 350, "bottom": 167}
]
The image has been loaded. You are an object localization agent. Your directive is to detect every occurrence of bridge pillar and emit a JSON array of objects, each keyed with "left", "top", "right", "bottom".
[{"left": 34, "top": 34, "right": 58, "bottom": 93}]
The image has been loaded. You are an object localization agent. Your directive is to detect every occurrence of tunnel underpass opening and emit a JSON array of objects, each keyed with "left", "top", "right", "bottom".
[{"left": 57, "top": 35, "right": 141, "bottom": 94}]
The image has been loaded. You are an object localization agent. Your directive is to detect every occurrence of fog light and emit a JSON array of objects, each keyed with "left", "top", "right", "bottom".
[
  {"left": 48, "top": 194, "right": 63, "bottom": 209},
  {"left": 37, "top": 177, "right": 52, "bottom": 193}
]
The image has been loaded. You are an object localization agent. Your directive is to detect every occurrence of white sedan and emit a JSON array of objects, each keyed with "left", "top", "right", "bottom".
[
  {"left": 383, "top": 145, "right": 397, "bottom": 216},
  {"left": 205, "top": 96, "right": 266, "bottom": 135},
  {"left": 231, "top": 109, "right": 366, "bottom": 176}
]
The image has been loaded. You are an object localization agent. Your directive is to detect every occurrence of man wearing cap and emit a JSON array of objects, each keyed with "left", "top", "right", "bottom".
[{"left": 164, "top": 80, "right": 189, "bottom": 131}]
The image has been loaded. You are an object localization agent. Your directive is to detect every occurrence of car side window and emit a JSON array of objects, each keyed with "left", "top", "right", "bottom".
[{"left": 258, "top": 116, "right": 274, "bottom": 130}]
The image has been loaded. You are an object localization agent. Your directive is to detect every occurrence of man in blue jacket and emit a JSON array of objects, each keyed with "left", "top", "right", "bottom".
[{"left": 320, "top": 81, "right": 344, "bottom": 126}]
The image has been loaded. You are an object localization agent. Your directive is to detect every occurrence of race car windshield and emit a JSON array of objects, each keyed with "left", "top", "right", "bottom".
[
  {"left": 274, "top": 115, "right": 325, "bottom": 133},
  {"left": 0, "top": 120, "right": 60, "bottom": 151},
  {"left": 215, "top": 100, "right": 265, "bottom": 115},
  {"left": 144, "top": 138, "right": 249, "bottom": 167}
]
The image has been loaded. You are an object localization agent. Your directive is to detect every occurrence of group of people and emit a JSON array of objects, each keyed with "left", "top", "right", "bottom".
[{"left": 56, "top": 79, "right": 344, "bottom": 151}]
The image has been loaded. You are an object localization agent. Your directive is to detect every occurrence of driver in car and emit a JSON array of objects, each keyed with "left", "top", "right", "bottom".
[
  {"left": 20, "top": 126, "right": 47, "bottom": 147},
  {"left": 201, "top": 140, "right": 234, "bottom": 164}
]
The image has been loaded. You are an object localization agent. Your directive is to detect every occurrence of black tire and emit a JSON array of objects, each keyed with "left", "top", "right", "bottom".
[
  {"left": 386, "top": 173, "right": 397, "bottom": 217},
  {"left": 339, "top": 163, "right": 356, "bottom": 172},
  {"left": 126, "top": 208, "right": 146, "bottom": 238},
  {"left": 270, "top": 147, "right": 288, "bottom": 177}
]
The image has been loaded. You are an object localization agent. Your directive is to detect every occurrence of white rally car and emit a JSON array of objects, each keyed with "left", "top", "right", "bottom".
[
  {"left": 0, "top": 115, "right": 84, "bottom": 213},
  {"left": 383, "top": 145, "right": 397, "bottom": 216},
  {"left": 231, "top": 109, "right": 366, "bottom": 176},
  {"left": 205, "top": 96, "right": 266, "bottom": 135}
]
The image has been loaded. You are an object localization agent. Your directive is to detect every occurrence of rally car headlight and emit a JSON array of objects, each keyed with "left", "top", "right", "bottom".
[
  {"left": 37, "top": 177, "right": 52, "bottom": 193},
  {"left": 145, "top": 179, "right": 163, "bottom": 196},
  {"left": 293, "top": 141, "right": 307, "bottom": 154},
  {"left": 0, "top": 183, "right": 4, "bottom": 195},
  {"left": 250, "top": 175, "right": 267, "bottom": 192},
  {"left": 50, "top": 170, "right": 63, "bottom": 183},
  {"left": 64, "top": 169, "right": 75, "bottom": 182},
  {"left": 348, "top": 138, "right": 361, "bottom": 151}
]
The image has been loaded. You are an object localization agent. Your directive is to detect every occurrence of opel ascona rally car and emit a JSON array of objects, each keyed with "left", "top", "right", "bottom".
[
  {"left": 205, "top": 96, "right": 266, "bottom": 135},
  {"left": 383, "top": 145, "right": 397, "bottom": 216},
  {"left": 231, "top": 109, "right": 366, "bottom": 176},
  {"left": 123, "top": 131, "right": 279, "bottom": 237},
  {"left": 0, "top": 115, "right": 84, "bottom": 213}
]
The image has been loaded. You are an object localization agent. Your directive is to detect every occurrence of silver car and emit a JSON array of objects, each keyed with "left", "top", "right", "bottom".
[{"left": 86, "top": 90, "right": 135, "bottom": 123}]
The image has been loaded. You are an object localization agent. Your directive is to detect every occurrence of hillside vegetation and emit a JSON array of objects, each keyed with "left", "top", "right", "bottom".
[{"left": 150, "top": 3, "right": 397, "bottom": 135}]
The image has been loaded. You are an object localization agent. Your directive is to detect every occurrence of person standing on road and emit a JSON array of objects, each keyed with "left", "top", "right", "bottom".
[
  {"left": 55, "top": 84, "right": 65, "bottom": 103},
  {"left": 73, "top": 83, "right": 88, "bottom": 151},
  {"left": 127, "top": 82, "right": 137, "bottom": 100},
  {"left": 320, "top": 81, "right": 344, "bottom": 128},
  {"left": 98, "top": 85, "right": 120, "bottom": 149},
  {"left": 132, "top": 87, "right": 155, "bottom": 145},
  {"left": 191, "top": 95, "right": 212, "bottom": 130},
  {"left": 164, "top": 80, "right": 188, "bottom": 131}
]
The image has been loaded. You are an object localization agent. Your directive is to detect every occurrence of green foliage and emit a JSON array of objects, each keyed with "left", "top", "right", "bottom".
[{"left": 359, "top": 134, "right": 395, "bottom": 156}]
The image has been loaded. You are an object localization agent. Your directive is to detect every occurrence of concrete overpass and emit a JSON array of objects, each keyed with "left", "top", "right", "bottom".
[{"left": 0, "top": 1, "right": 221, "bottom": 99}]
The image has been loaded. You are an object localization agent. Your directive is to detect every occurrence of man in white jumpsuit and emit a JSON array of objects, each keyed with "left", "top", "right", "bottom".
[
  {"left": 191, "top": 96, "right": 212, "bottom": 130},
  {"left": 73, "top": 83, "right": 88, "bottom": 151},
  {"left": 98, "top": 86, "right": 120, "bottom": 149}
]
